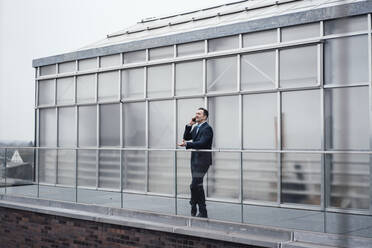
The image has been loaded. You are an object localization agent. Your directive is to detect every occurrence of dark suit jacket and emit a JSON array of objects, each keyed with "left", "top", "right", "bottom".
[{"left": 183, "top": 122, "right": 213, "bottom": 167}]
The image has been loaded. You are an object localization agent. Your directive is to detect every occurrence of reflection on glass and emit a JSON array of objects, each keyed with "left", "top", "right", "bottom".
[
  {"left": 243, "top": 153, "right": 277, "bottom": 202},
  {"left": 207, "top": 152, "right": 240, "bottom": 200},
  {"left": 281, "top": 153, "right": 321, "bottom": 205}
]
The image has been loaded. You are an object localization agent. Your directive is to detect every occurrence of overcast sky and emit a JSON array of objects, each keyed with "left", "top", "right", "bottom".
[{"left": 0, "top": 0, "right": 229, "bottom": 142}]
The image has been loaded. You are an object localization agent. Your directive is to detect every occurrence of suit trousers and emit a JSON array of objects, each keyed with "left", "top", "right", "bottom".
[{"left": 190, "top": 164, "right": 210, "bottom": 208}]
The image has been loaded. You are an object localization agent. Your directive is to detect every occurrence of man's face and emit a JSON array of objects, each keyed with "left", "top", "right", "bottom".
[{"left": 195, "top": 109, "right": 206, "bottom": 123}]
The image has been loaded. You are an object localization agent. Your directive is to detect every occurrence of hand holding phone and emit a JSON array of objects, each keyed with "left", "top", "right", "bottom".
[{"left": 190, "top": 117, "right": 196, "bottom": 125}]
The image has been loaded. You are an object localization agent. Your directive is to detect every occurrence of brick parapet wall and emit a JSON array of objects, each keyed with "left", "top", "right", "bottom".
[{"left": 0, "top": 207, "right": 260, "bottom": 248}]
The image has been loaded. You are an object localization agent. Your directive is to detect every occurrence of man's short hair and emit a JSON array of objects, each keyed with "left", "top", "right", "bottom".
[{"left": 198, "top": 107, "right": 209, "bottom": 118}]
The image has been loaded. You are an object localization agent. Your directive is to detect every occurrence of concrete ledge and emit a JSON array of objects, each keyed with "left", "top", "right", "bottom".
[{"left": 0, "top": 194, "right": 372, "bottom": 248}]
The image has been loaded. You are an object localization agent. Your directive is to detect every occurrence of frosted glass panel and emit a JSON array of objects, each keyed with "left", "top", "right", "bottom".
[
  {"left": 58, "top": 107, "right": 75, "bottom": 147},
  {"left": 208, "top": 96, "right": 239, "bottom": 149},
  {"left": 175, "top": 61, "right": 203, "bottom": 96},
  {"left": 123, "top": 102, "right": 146, "bottom": 147},
  {"left": 123, "top": 151, "right": 146, "bottom": 191},
  {"left": 177, "top": 41, "right": 204, "bottom": 57},
  {"left": 207, "top": 56, "right": 237, "bottom": 93},
  {"left": 39, "top": 149, "right": 56, "bottom": 184},
  {"left": 78, "top": 106, "right": 97, "bottom": 147},
  {"left": 147, "top": 65, "right": 172, "bottom": 98},
  {"left": 39, "top": 80, "right": 55, "bottom": 106},
  {"left": 243, "top": 93, "right": 277, "bottom": 149},
  {"left": 325, "top": 87, "right": 369, "bottom": 150},
  {"left": 124, "top": 50, "right": 146, "bottom": 64},
  {"left": 39, "top": 108, "right": 56, "bottom": 147},
  {"left": 149, "top": 46, "right": 173, "bottom": 60},
  {"left": 121, "top": 68, "right": 144, "bottom": 99},
  {"left": 40, "top": 64, "right": 56, "bottom": 76},
  {"left": 241, "top": 51, "right": 275, "bottom": 90},
  {"left": 77, "top": 74, "right": 96, "bottom": 103},
  {"left": 77, "top": 150, "right": 96, "bottom": 187},
  {"left": 57, "top": 149, "right": 75, "bottom": 186},
  {"left": 207, "top": 152, "right": 240, "bottom": 199},
  {"left": 282, "top": 90, "right": 321, "bottom": 149},
  {"left": 57, "top": 77, "right": 74, "bottom": 104},
  {"left": 98, "top": 71, "right": 119, "bottom": 102},
  {"left": 148, "top": 151, "right": 174, "bottom": 194},
  {"left": 327, "top": 154, "right": 369, "bottom": 209},
  {"left": 243, "top": 153, "right": 277, "bottom": 202},
  {"left": 280, "top": 46, "right": 317, "bottom": 88},
  {"left": 149, "top": 100, "right": 174, "bottom": 148},
  {"left": 282, "top": 153, "right": 321, "bottom": 205},
  {"left": 58, "top": 61, "right": 75, "bottom": 73},
  {"left": 176, "top": 151, "right": 191, "bottom": 196},
  {"left": 325, "top": 35, "right": 368, "bottom": 85},
  {"left": 100, "top": 104, "right": 120, "bottom": 147},
  {"left": 78, "top": 58, "right": 97, "bottom": 71},
  {"left": 243, "top": 29, "right": 277, "bottom": 47},
  {"left": 99, "top": 150, "right": 120, "bottom": 189},
  {"left": 208, "top": 36, "right": 239, "bottom": 52},
  {"left": 100, "top": 54, "right": 121, "bottom": 68},
  {"left": 177, "top": 98, "right": 204, "bottom": 146},
  {"left": 325, "top": 15, "right": 368, "bottom": 35},
  {"left": 281, "top": 23, "right": 320, "bottom": 42}
]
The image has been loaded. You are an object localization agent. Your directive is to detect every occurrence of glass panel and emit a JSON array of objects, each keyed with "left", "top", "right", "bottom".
[
  {"left": 78, "top": 106, "right": 97, "bottom": 147},
  {"left": 282, "top": 153, "right": 321, "bottom": 205},
  {"left": 243, "top": 29, "right": 277, "bottom": 47},
  {"left": 149, "top": 46, "right": 173, "bottom": 60},
  {"left": 121, "top": 68, "right": 144, "bottom": 99},
  {"left": 207, "top": 56, "right": 237, "bottom": 93},
  {"left": 124, "top": 50, "right": 146, "bottom": 64},
  {"left": 77, "top": 150, "right": 96, "bottom": 187},
  {"left": 208, "top": 36, "right": 239, "bottom": 52},
  {"left": 77, "top": 74, "right": 96, "bottom": 103},
  {"left": 176, "top": 151, "right": 191, "bottom": 196},
  {"left": 78, "top": 58, "right": 97, "bottom": 71},
  {"left": 325, "top": 87, "right": 369, "bottom": 150},
  {"left": 208, "top": 96, "right": 239, "bottom": 149},
  {"left": 324, "top": 35, "right": 368, "bottom": 85},
  {"left": 99, "top": 150, "right": 120, "bottom": 189},
  {"left": 39, "top": 108, "right": 56, "bottom": 147},
  {"left": 177, "top": 41, "right": 205, "bottom": 57},
  {"left": 327, "top": 154, "right": 369, "bottom": 210},
  {"left": 57, "top": 149, "right": 75, "bottom": 186},
  {"left": 98, "top": 71, "right": 119, "bottom": 102},
  {"left": 123, "top": 193, "right": 175, "bottom": 214},
  {"left": 58, "top": 61, "right": 75, "bottom": 73},
  {"left": 56, "top": 77, "right": 74, "bottom": 104},
  {"left": 100, "top": 54, "right": 121, "bottom": 68},
  {"left": 123, "top": 151, "right": 146, "bottom": 191},
  {"left": 39, "top": 79, "right": 55, "bottom": 106},
  {"left": 123, "top": 102, "right": 146, "bottom": 147},
  {"left": 5, "top": 148, "right": 36, "bottom": 197},
  {"left": 241, "top": 51, "right": 275, "bottom": 90},
  {"left": 281, "top": 23, "right": 320, "bottom": 42},
  {"left": 149, "top": 100, "right": 174, "bottom": 148},
  {"left": 207, "top": 152, "right": 240, "bottom": 200},
  {"left": 40, "top": 64, "right": 56, "bottom": 76},
  {"left": 77, "top": 188, "right": 120, "bottom": 207},
  {"left": 177, "top": 98, "right": 204, "bottom": 146},
  {"left": 148, "top": 151, "right": 174, "bottom": 194},
  {"left": 280, "top": 46, "right": 317, "bottom": 88},
  {"left": 243, "top": 153, "right": 277, "bottom": 202},
  {"left": 38, "top": 149, "right": 56, "bottom": 184},
  {"left": 100, "top": 104, "right": 120, "bottom": 147},
  {"left": 58, "top": 107, "right": 75, "bottom": 147},
  {"left": 324, "top": 15, "right": 368, "bottom": 35},
  {"left": 175, "top": 61, "right": 203, "bottom": 96},
  {"left": 243, "top": 93, "right": 277, "bottom": 149},
  {"left": 147, "top": 64, "right": 172, "bottom": 98},
  {"left": 325, "top": 212, "right": 372, "bottom": 238},
  {"left": 282, "top": 90, "right": 321, "bottom": 149}
]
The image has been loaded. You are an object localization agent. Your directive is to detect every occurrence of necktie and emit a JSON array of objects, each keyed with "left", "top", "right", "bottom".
[{"left": 196, "top": 124, "right": 201, "bottom": 134}]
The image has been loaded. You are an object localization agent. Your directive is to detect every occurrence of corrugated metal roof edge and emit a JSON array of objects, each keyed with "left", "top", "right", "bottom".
[{"left": 32, "top": 0, "right": 371, "bottom": 68}]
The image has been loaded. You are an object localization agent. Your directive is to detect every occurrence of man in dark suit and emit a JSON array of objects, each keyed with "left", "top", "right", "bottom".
[{"left": 178, "top": 108, "right": 213, "bottom": 218}]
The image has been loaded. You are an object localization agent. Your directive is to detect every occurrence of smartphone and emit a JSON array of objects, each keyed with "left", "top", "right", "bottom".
[{"left": 192, "top": 117, "right": 196, "bottom": 122}]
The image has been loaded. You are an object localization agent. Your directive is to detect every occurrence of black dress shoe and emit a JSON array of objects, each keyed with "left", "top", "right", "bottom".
[
  {"left": 197, "top": 211, "right": 208, "bottom": 218},
  {"left": 191, "top": 205, "right": 197, "bottom": 217}
]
